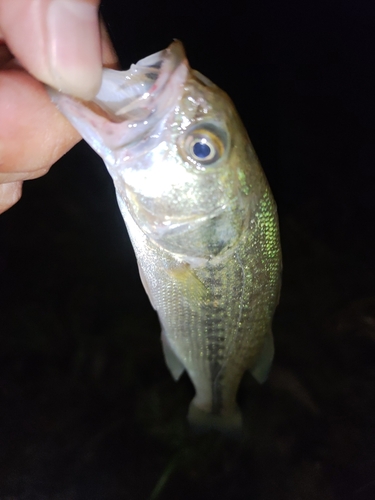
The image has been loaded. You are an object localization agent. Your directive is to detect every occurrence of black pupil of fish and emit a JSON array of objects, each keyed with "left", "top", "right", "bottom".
[{"left": 193, "top": 141, "right": 211, "bottom": 159}]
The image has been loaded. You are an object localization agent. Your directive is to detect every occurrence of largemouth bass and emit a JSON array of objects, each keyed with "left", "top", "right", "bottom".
[{"left": 49, "top": 41, "right": 282, "bottom": 432}]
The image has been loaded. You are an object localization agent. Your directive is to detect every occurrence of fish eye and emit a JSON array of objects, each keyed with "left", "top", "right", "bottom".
[
  {"left": 184, "top": 125, "right": 226, "bottom": 167},
  {"left": 192, "top": 140, "right": 212, "bottom": 160}
]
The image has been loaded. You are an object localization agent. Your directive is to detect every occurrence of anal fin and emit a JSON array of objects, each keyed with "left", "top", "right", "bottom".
[
  {"left": 161, "top": 330, "right": 185, "bottom": 381},
  {"left": 250, "top": 332, "right": 275, "bottom": 384}
]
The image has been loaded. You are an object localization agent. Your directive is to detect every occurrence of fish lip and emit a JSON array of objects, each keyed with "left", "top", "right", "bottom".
[
  {"left": 94, "top": 40, "right": 187, "bottom": 119},
  {"left": 48, "top": 41, "right": 189, "bottom": 164}
]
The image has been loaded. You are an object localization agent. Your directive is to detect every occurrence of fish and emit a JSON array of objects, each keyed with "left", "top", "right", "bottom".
[{"left": 48, "top": 41, "right": 282, "bottom": 432}]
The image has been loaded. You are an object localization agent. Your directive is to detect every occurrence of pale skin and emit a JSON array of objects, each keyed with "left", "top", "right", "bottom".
[{"left": 0, "top": 0, "right": 118, "bottom": 214}]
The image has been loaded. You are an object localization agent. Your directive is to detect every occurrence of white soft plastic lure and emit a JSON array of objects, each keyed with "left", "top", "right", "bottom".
[{"left": 49, "top": 41, "right": 282, "bottom": 432}]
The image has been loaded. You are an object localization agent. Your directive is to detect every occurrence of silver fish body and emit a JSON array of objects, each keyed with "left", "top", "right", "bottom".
[{"left": 49, "top": 41, "right": 282, "bottom": 431}]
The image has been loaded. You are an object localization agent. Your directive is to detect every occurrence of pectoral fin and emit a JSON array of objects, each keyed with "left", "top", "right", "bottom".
[
  {"left": 250, "top": 332, "right": 274, "bottom": 384},
  {"left": 167, "top": 263, "right": 208, "bottom": 308},
  {"left": 161, "top": 330, "right": 185, "bottom": 381}
]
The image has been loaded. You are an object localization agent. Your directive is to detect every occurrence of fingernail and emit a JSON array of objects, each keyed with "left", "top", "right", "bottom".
[{"left": 47, "top": 0, "right": 102, "bottom": 99}]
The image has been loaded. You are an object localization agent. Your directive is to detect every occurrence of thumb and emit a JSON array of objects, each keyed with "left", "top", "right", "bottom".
[{"left": 0, "top": 0, "right": 102, "bottom": 99}]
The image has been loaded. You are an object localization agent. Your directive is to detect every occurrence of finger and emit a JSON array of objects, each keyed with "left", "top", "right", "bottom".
[
  {"left": 0, "top": 44, "right": 12, "bottom": 66},
  {"left": 0, "top": 0, "right": 102, "bottom": 99},
  {"left": 100, "top": 18, "right": 118, "bottom": 69},
  {"left": 0, "top": 168, "right": 50, "bottom": 183},
  {"left": 0, "top": 181, "right": 22, "bottom": 214},
  {"left": 0, "top": 68, "right": 81, "bottom": 173}
]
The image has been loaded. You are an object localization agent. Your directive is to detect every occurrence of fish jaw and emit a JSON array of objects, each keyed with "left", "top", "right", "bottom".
[{"left": 47, "top": 41, "right": 189, "bottom": 168}]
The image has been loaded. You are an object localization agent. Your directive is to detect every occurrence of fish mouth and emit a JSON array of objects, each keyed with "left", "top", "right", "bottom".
[{"left": 48, "top": 41, "right": 189, "bottom": 166}]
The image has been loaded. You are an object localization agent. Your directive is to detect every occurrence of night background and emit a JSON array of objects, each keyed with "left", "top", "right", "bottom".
[{"left": 0, "top": 1, "right": 374, "bottom": 499}]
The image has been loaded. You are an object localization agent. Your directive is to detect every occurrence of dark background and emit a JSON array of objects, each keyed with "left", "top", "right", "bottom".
[{"left": 0, "top": 1, "right": 374, "bottom": 498}]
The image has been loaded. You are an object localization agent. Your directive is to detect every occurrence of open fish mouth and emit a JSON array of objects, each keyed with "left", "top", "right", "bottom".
[
  {"left": 93, "top": 40, "right": 187, "bottom": 120},
  {"left": 48, "top": 41, "right": 189, "bottom": 166}
]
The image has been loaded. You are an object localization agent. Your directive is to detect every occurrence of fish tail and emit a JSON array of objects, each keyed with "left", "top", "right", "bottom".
[{"left": 187, "top": 402, "right": 242, "bottom": 437}]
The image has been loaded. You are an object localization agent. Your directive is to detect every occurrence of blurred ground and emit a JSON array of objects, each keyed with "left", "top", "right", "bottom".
[{"left": 0, "top": 1, "right": 374, "bottom": 499}]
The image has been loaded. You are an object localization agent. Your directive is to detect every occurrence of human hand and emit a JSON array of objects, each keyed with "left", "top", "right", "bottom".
[{"left": 0, "top": 0, "right": 118, "bottom": 214}]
